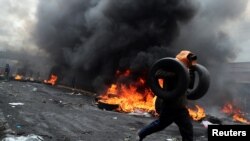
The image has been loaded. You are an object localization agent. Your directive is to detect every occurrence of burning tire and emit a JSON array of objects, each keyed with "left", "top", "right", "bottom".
[
  {"left": 187, "top": 64, "right": 210, "bottom": 100},
  {"left": 97, "top": 101, "right": 119, "bottom": 111},
  {"left": 148, "top": 57, "right": 190, "bottom": 101}
]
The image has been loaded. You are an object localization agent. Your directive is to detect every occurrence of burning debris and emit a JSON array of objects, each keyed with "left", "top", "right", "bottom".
[
  {"left": 96, "top": 68, "right": 207, "bottom": 121},
  {"left": 96, "top": 65, "right": 206, "bottom": 120},
  {"left": 221, "top": 102, "right": 250, "bottom": 124},
  {"left": 188, "top": 105, "right": 206, "bottom": 121},
  {"left": 98, "top": 84, "right": 208, "bottom": 121},
  {"left": 97, "top": 70, "right": 156, "bottom": 113},
  {"left": 13, "top": 74, "right": 39, "bottom": 83},
  {"left": 44, "top": 74, "right": 58, "bottom": 86},
  {"left": 14, "top": 75, "right": 23, "bottom": 81},
  {"left": 12, "top": 72, "right": 60, "bottom": 88},
  {"left": 14, "top": 74, "right": 29, "bottom": 82}
]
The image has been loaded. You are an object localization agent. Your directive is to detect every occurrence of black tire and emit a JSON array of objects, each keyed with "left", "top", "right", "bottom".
[
  {"left": 148, "top": 57, "right": 190, "bottom": 101},
  {"left": 187, "top": 64, "right": 210, "bottom": 100},
  {"left": 155, "top": 97, "right": 163, "bottom": 114}
]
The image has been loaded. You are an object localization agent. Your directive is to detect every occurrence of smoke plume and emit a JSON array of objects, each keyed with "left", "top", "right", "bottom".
[
  {"left": 34, "top": 0, "right": 249, "bottom": 108},
  {"left": 34, "top": 0, "right": 198, "bottom": 90}
]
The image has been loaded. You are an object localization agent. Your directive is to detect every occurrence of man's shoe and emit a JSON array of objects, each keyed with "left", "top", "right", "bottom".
[
  {"left": 136, "top": 130, "right": 143, "bottom": 141},
  {"left": 136, "top": 135, "right": 143, "bottom": 141}
]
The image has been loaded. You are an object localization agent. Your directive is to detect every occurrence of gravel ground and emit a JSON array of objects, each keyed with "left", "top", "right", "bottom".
[{"left": 0, "top": 81, "right": 207, "bottom": 141}]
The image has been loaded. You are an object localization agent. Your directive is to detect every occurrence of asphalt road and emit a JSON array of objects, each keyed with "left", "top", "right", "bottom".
[{"left": 0, "top": 81, "right": 207, "bottom": 141}]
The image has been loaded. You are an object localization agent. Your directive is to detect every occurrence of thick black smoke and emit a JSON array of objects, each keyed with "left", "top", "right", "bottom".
[
  {"left": 34, "top": 0, "right": 197, "bottom": 90},
  {"left": 34, "top": 0, "right": 249, "bottom": 109}
]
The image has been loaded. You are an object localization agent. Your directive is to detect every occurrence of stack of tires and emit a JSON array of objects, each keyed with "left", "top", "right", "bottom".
[{"left": 148, "top": 58, "right": 210, "bottom": 114}]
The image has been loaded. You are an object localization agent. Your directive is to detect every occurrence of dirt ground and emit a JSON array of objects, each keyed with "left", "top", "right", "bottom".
[{"left": 0, "top": 81, "right": 207, "bottom": 141}]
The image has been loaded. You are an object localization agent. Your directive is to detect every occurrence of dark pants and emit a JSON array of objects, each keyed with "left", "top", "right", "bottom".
[{"left": 138, "top": 108, "right": 193, "bottom": 141}]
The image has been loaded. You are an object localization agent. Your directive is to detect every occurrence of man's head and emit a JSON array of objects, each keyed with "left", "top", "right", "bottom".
[{"left": 175, "top": 50, "right": 197, "bottom": 68}]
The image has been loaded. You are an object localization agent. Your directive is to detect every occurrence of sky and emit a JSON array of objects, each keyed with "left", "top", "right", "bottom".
[
  {"left": 0, "top": 0, "right": 250, "bottom": 62},
  {"left": 0, "top": 0, "right": 38, "bottom": 53}
]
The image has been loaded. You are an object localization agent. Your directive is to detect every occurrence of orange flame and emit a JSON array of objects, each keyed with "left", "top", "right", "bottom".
[
  {"left": 188, "top": 105, "right": 206, "bottom": 121},
  {"left": 222, "top": 103, "right": 250, "bottom": 124},
  {"left": 44, "top": 74, "right": 58, "bottom": 86},
  {"left": 98, "top": 86, "right": 156, "bottom": 113},
  {"left": 98, "top": 70, "right": 156, "bottom": 113},
  {"left": 98, "top": 69, "right": 207, "bottom": 121},
  {"left": 15, "top": 75, "right": 23, "bottom": 80}
]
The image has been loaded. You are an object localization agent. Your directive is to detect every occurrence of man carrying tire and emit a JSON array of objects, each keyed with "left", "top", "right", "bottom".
[{"left": 137, "top": 50, "right": 197, "bottom": 141}]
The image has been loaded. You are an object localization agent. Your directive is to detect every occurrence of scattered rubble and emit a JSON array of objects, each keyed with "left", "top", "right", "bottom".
[
  {"left": 2, "top": 134, "right": 43, "bottom": 141},
  {"left": 8, "top": 103, "right": 24, "bottom": 106},
  {"left": 128, "top": 109, "right": 152, "bottom": 118},
  {"left": 32, "top": 88, "right": 37, "bottom": 92},
  {"left": 166, "top": 137, "right": 181, "bottom": 141}
]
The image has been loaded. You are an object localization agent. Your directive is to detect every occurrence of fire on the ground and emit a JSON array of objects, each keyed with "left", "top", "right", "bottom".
[
  {"left": 98, "top": 69, "right": 206, "bottom": 121},
  {"left": 44, "top": 74, "right": 58, "bottom": 86},
  {"left": 221, "top": 102, "right": 250, "bottom": 124},
  {"left": 98, "top": 70, "right": 250, "bottom": 124}
]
